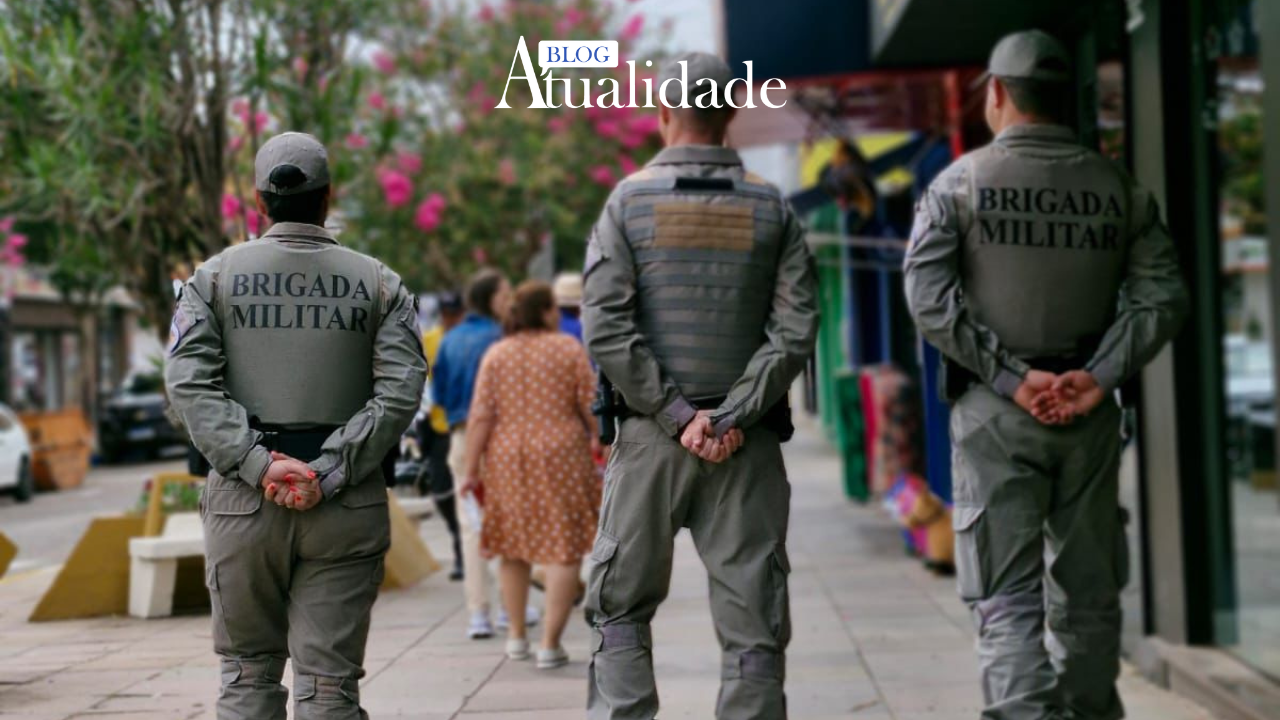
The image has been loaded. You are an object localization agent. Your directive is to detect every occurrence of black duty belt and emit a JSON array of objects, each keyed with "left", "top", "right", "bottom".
[
  {"left": 623, "top": 396, "right": 795, "bottom": 442},
  {"left": 251, "top": 422, "right": 341, "bottom": 463},
  {"left": 1023, "top": 353, "right": 1093, "bottom": 376}
]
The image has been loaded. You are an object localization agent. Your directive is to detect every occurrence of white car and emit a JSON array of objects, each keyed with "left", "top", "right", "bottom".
[{"left": 0, "top": 404, "right": 33, "bottom": 502}]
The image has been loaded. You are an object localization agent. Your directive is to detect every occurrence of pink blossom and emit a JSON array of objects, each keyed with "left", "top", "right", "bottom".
[
  {"left": 554, "top": 8, "right": 585, "bottom": 34},
  {"left": 292, "top": 57, "right": 309, "bottom": 78},
  {"left": 318, "top": 76, "right": 331, "bottom": 93},
  {"left": 368, "top": 91, "right": 387, "bottom": 111},
  {"left": 472, "top": 247, "right": 488, "bottom": 264},
  {"left": 228, "top": 136, "right": 245, "bottom": 153},
  {"left": 627, "top": 114, "right": 660, "bottom": 136},
  {"left": 547, "top": 116, "right": 571, "bottom": 135},
  {"left": 584, "top": 106, "right": 604, "bottom": 121},
  {"left": 396, "top": 151, "right": 422, "bottom": 175},
  {"left": 477, "top": 4, "right": 495, "bottom": 22},
  {"left": 594, "top": 120, "right": 621, "bottom": 140},
  {"left": 5, "top": 234, "right": 27, "bottom": 250},
  {"left": 345, "top": 133, "right": 369, "bottom": 150},
  {"left": 244, "top": 111, "right": 270, "bottom": 134},
  {"left": 619, "top": 14, "right": 644, "bottom": 41},
  {"left": 497, "top": 158, "right": 517, "bottom": 186},
  {"left": 414, "top": 205, "right": 441, "bottom": 233},
  {"left": 1, "top": 246, "right": 24, "bottom": 268},
  {"left": 221, "top": 194, "right": 242, "bottom": 220},
  {"left": 415, "top": 193, "right": 447, "bottom": 232},
  {"left": 245, "top": 210, "right": 262, "bottom": 235},
  {"left": 619, "top": 131, "right": 647, "bottom": 150},
  {"left": 378, "top": 169, "right": 414, "bottom": 208},
  {"left": 618, "top": 155, "right": 638, "bottom": 175},
  {"left": 589, "top": 165, "right": 616, "bottom": 187},
  {"left": 0, "top": 217, "right": 13, "bottom": 234},
  {"left": 231, "top": 98, "right": 249, "bottom": 118},
  {"left": 372, "top": 50, "right": 397, "bottom": 75},
  {"left": 424, "top": 192, "right": 447, "bottom": 212}
]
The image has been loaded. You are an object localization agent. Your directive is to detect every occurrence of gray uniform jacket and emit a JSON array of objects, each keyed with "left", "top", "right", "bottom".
[
  {"left": 165, "top": 222, "right": 426, "bottom": 498},
  {"left": 581, "top": 145, "right": 819, "bottom": 438},
  {"left": 904, "top": 124, "right": 1188, "bottom": 397}
]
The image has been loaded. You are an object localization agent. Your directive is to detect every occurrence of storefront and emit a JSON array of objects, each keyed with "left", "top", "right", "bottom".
[{"left": 870, "top": 0, "right": 1280, "bottom": 716}]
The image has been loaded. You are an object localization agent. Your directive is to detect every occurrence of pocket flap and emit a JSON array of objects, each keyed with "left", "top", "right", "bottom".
[
  {"left": 952, "top": 505, "right": 985, "bottom": 533},
  {"left": 206, "top": 487, "right": 263, "bottom": 516},
  {"left": 772, "top": 544, "right": 791, "bottom": 574},
  {"left": 591, "top": 532, "right": 619, "bottom": 563}
]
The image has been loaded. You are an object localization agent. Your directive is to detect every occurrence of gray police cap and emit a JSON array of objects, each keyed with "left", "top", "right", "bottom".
[
  {"left": 255, "top": 132, "right": 331, "bottom": 196},
  {"left": 976, "top": 30, "right": 1071, "bottom": 88},
  {"left": 660, "top": 51, "right": 735, "bottom": 108}
]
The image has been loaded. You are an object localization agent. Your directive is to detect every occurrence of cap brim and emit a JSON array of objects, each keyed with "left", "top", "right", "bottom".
[{"left": 969, "top": 71, "right": 992, "bottom": 91}]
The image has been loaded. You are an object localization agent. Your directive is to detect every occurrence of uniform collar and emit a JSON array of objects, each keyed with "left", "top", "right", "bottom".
[
  {"left": 648, "top": 144, "right": 742, "bottom": 167},
  {"left": 261, "top": 221, "right": 340, "bottom": 245},
  {"left": 994, "top": 123, "right": 1077, "bottom": 146}
]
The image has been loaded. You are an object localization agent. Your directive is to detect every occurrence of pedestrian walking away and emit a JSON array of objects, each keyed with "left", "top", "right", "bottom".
[
  {"left": 421, "top": 289, "right": 467, "bottom": 581},
  {"left": 165, "top": 132, "right": 427, "bottom": 720},
  {"left": 434, "top": 269, "right": 541, "bottom": 638},
  {"left": 581, "top": 51, "right": 820, "bottom": 720},
  {"left": 903, "top": 31, "right": 1189, "bottom": 720},
  {"left": 457, "top": 280, "right": 601, "bottom": 670}
]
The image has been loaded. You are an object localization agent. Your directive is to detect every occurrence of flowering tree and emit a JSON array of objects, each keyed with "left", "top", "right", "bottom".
[
  {"left": 226, "top": 0, "right": 665, "bottom": 292},
  {"left": 1, "top": 0, "right": 664, "bottom": 335}
]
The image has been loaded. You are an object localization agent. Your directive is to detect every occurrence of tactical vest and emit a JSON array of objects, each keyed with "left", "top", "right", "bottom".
[
  {"left": 217, "top": 236, "right": 381, "bottom": 427},
  {"left": 961, "top": 143, "right": 1135, "bottom": 358},
  {"left": 619, "top": 175, "right": 787, "bottom": 401}
]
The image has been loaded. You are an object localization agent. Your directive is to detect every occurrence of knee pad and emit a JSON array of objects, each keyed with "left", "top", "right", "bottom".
[
  {"left": 975, "top": 592, "right": 1045, "bottom": 647},
  {"left": 220, "top": 655, "right": 286, "bottom": 685},
  {"left": 294, "top": 673, "right": 360, "bottom": 705},
  {"left": 722, "top": 649, "right": 784, "bottom": 682},
  {"left": 592, "top": 622, "right": 652, "bottom": 653}
]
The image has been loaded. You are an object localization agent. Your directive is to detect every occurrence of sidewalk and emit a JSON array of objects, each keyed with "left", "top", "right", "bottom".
[{"left": 0, "top": 420, "right": 1216, "bottom": 719}]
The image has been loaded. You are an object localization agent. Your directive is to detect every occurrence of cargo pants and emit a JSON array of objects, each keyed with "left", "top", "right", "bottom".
[
  {"left": 585, "top": 417, "right": 792, "bottom": 720},
  {"left": 950, "top": 385, "right": 1128, "bottom": 720},
  {"left": 201, "top": 472, "right": 390, "bottom": 720}
]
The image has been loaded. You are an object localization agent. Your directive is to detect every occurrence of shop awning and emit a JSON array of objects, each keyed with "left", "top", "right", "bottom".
[
  {"left": 872, "top": 0, "right": 1069, "bottom": 68},
  {"left": 723, "top": 0, "right": 875, "bottom": 80}
]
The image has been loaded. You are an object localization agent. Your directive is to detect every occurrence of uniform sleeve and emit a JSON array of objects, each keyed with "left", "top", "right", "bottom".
[
  {"left": 581, "top": 190, "right": 697, "bottom": 437},
  {"left": 576, "top": 342, "right": 597, "bottom": 428},
  {"left": 710, "top": 204, "right": 819, "bottom": 436},
  {"left": 1084, "top": 188, "right": 1189, "bottom": 392},
  {"left": 163, "top": 259, "right": 273, "bottom": 488},
  {"left": 903, "top": 167, "right": 1031, "bottom": 399},
  {"left": 313, "top": 266, "right": 428, "bottom": 498}
]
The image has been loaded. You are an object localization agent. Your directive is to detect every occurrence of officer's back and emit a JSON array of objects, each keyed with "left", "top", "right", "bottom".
[{"left": 166, "top": 132, "right": 425, "bottom": 720}]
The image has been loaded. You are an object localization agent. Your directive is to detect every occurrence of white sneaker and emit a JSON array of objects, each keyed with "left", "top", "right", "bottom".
[
  {"left": 506, "top": 638, "right": 531, "bottom": 661},
  {"left": 496, "top": 605, "right": 541, "bottom": 630},
  {"left": 467, "top": 611, "right": 494, "bottom": 640},
  {"left": 536, "top": 646, "right": 569, "bottom": 669}
]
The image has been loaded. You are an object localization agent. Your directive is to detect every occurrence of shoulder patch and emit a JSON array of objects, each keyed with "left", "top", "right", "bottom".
[{"left": 167, "top": 305, "right": 197, "bottom": 356}]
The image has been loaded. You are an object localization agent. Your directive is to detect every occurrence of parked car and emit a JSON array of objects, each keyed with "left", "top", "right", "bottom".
[
  {"left": 0, "top": 404, "right": 34, "bottom": 502},
  {"left": 98, "top": 373, "right": 184, "bottom": 463}
]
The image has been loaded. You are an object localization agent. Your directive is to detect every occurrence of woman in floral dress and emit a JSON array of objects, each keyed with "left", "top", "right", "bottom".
[{"left": 461, "top": 280, "right": 600, "bottom": 669}]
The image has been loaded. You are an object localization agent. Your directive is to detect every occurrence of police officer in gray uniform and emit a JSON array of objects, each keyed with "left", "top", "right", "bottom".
[
  {"left": 582, "top": 52, "right": 819, "bottom": 720},
  {"left": 165, "top": 132, "right": 426, "bottom": 720},
  {"left": 904, "top": 32, "right": 1187, "bottom": 720}
]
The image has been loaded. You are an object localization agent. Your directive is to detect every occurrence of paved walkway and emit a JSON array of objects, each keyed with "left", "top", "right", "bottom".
[{"left": 0, "top": 420, "right": 1216, "bottom": 719}]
